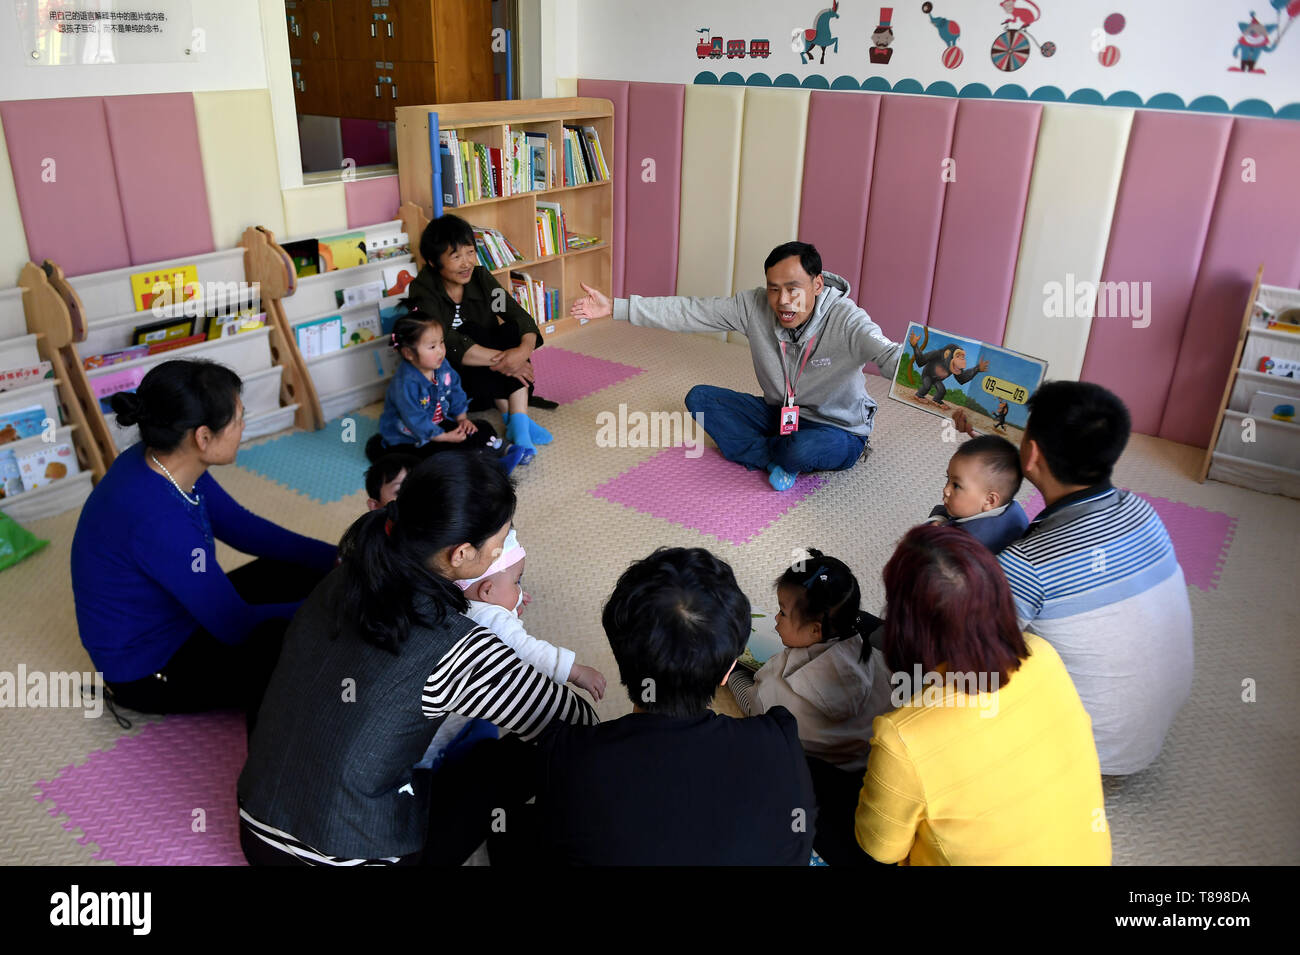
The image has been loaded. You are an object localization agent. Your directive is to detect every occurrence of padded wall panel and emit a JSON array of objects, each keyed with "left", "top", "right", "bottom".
[
  {"left": 282, "top": 182, "right": 349, "bottom": 238},
  {"left": 577, "top": 80, "right": 629, "bottom": 297},
  {"left": 928, "top": 100, "right": 1041, "bottom": 346},
  {"left": 343, "top": 175, "right": 399, "bottom": 229},
  {"left": 0, "top": 97, "right": 130, "bottom": 276},
  {"left": 1002, "top": 105, "right": 1133, "bottom": 381},
  {"left": 193, "top": 90, "right": 286, "bottom": 248},
  {"left": 1080, "top": 112, "right": 1231, "bottom": 436},
  {"left": 858, "top": 95, "right": 957, "bottom": 348},
  {"left": 623, "top": 82, "right": 684, "bottom": 297},
  {"left": 798, "top": 91, "right": 881, "bottom": 295},
  {"left": 675, "top": 85, "right": 744, "bottom": 298},
  {"left": 104, "top": 94, "right": 215, "bottom": 265},
  {"left": 1159, "top": 117, "right": 1300, "bottom": 447},
  {"left": 732, "top": 88, "right": 810, "bottom": 294},
  {"left": 0, "top": 113, "right": 31, "bottom": 283}
]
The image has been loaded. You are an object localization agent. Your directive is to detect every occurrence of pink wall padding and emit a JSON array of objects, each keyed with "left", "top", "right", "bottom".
[
  {"left": 0, "top": 97, "right": 130, "bottom": 276},
  {"left": 1080, "top": 112, "right": 1231, "bottom": 436},
  {"left": 104, "top": 94, "right": 215, "bottom": 265},
  {"left": 340, "top": 118, "right": 392, "bottom": 168},
  {"left": 623, "top": 82, "right": 684, "bottom": 297},
  {"left": 577, "top": 79, "right": 629, "bottom": 297},
  {"left": 858, "top": 95, "right": 957, "bottom": 348},
  {"left": 1158, "top": 117, "right": 1300, "bottom": 447},
  {"left": 928, "top": 100, "right": 1040, "bottom": 346},
  {"left": 797, "top": 91, "right": 881, "bottom": 295},
  {"left": 344, "top": 175, "right": 400, "bottom": 229}
]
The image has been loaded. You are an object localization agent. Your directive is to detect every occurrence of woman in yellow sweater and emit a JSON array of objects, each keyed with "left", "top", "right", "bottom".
[{"left": 855, "top": 524, "right": 1111, "bottom": 865}]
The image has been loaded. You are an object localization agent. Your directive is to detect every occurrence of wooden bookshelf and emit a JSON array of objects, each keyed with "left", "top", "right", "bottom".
[
  {"left": 395, "top": 97, "right": 614, "bottom": 340},
  {"left": 1200, "top": 265, "right": 1300, "bottom": 499}
]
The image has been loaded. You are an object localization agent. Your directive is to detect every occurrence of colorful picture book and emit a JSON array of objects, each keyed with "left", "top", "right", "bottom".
[
  {"left": 0, "top": 448, "right": 21, "bottom": 498},
  {"left": 889, "top": 323, "right": 1049, "bottom": 445},
  {"left": 341, "top": 309, "right": 382, "bottom": 349},
  {"left": 0, "top": 362, "right": 53, "bottom": 393},
  {"left": 16, "top": 442, "right": 80, "bottom": 491},
  {"left": 1247, "top": 389, "right": 1297, "bottom": 423},
  {"left": 317, "top": 232, "right": 367, "bottom": 272},
  {"left": 84, "top": 345, "right": 149, "bottom": 369},
  {"left": 131, "top": 315, "right": 201, "bottom": 347},
  {"left": 146, "top": 333, "right": 207, "bottom": 356},
  {"left": 129, "top": 265, "right": 199, "bottom": 312},
  {"left": 0, "top": 405, "right": 48, "bottom": 445},
  {"left": 1268, "top": 307, "right": 1300, "bottom": 335},
  {"left": 382, "top": 264, "right": 417, "bottom": 298},
  {"left": 282, "top": 239, "right": 321, "bottom": 278},
  {"left": 365, "top": 231, "right": 410, "bottom": 263},
  {"left": 206, "top": 309, "right": 266, "bottom": 340},
  {"left": 535, "top": 202, "right": 567, "bottom": 257},
  {"left": 334, "top": 281, "right": 384, "bottom": 308},
  {"left": 738, "top": 610, "right": 783, "bottom": 671},
  {"left": 560, "top": 125, "right": 610, "bottom": 186},
  {"left": 1259, "top": 356, "right": 1300, "bottom": 378},
  {"left": 472, "top": 227, "right": 523, "bottom": 270},
  {"left": 91, "top": 366, "right": 146, "bottom": 414},
  {"left": 509, "top": 271, "right": 560, "bottom": 324},
  {"left": 565, "top": 232, "right": 601, "bottom": 251}
]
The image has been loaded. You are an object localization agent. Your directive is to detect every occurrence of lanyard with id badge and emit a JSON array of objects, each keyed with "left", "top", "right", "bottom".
[{"left": 779, "top": 334, "right": 817, "bottom": 435}]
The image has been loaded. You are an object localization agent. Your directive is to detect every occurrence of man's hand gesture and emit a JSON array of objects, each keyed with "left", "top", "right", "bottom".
[{"left": 571, "top": 283, "right": 612, "bottom": 321}]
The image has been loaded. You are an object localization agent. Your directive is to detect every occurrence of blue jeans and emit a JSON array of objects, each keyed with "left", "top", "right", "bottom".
[{"left": 684, "top": 385, "right": 867, "bottom": 473}]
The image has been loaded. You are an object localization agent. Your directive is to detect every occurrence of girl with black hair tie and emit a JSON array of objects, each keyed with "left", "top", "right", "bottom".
[{"left": 728, "top": 547, "right": 894, "bottom": 866}]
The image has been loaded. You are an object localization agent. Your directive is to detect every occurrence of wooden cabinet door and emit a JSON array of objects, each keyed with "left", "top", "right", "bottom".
[
  {"left": 387, "top": 0, "right": 435, "bottom": 62},
  {"left": 304, "top": 0, "right": 337, "bottom": 60},
  {"left": 298, "top": 59, "right": 341, "bottom": 116},
  {"left": 333, "top": 0, "right": 387, "bottom": 62},
  {"left": 433, "top": 0, "right": 494, "bottom": 103},
  {"left": 390, "top": 60, "right": 438, "bottom": 110},
  {"left": 336, "top": 58, "right": 387, "bottom": 121},
  {"left": 285, "top": 1, "right": 310, "bottom": 59}
]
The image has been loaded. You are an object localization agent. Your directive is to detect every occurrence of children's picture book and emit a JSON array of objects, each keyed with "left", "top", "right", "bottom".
[
  {"left": 83, "top": 345, "right": 149, "bottom": 369},
  {"left": 17, "top": 442, "right": 80, "bottom": 491},
  {"left": 889, "top": 323, "right": 1049, "bottom": 445},
  {"left": 206, "top": 309, "right": 266, "bottom": 340},
  {"left": 317, "top": 232, "right": 368, "bottom": 272},
  {"left": 379, "top": 302, "right": 405, "bottom": 335},
  {"left": 131, "top": 315, "right": 199, "bottom": 346},
  {"left": 1267, "top": 307, "right": 1300, "bottom": 335},
  {"left": 91, "top": 366, "right": 146, "bottom": 406},
  {"left": 282, "top": 239, "right": 321, "bottom": 278},
  {"left": 0, "top": 361, "right": 53, "bottom": 393},
  {"left": 130, "top": 265, "right": 199, "bottom": 312},
  {"left": 0, "top": 448, "right": 22, "bottom": 498},
  {"left": 1259, "top": 356, "right": 1300, "bottom": 378},
  {"left": 295, "top": 315, "right": 343, "bottom": 360},
  {"left": 738, "top": 610, "right": 784, "bottom": 671},
  {"left": 334, "top": 281, "right": 384, "bottom": 308},
  {"left": 382, "top": 264, "right": 417, "bottom": 298},
  {"left": 147, "top": 333, "right": 207, "bottom": 356},
  {"left": 341, "top": 308, "right": 382, "bottom": 349},
  {"left": 1247, "top": 390, "right": 1297, "bottom": 423},
  {"left": 365, "top": 232, "right": 410, "bottom": 263},
  {"left": 0, "top": 405, "right": 48, "bottom": 445}
]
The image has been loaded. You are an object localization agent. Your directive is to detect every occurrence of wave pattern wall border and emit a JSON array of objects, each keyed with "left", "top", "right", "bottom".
[{"left": 693, "top": 72, "right": 1300, "bottom": 120}]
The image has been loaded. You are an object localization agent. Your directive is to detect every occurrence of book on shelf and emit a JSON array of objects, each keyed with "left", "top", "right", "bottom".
[
  {"left": 365, "top": 231, "right": 410, "bottom": 263},
  {"left": 282, "top": 239, "right": 321, "bottom": 278},
  {"left": 296, "top": 315, "right": 344, "bottom": 359},
  {"left": 16, "top": 442, "right": 80, "bottom": 491},
  {"left": 91, "top": 366, "right": 146, "bottom": 412},
  {"left": 383, "top": 264, "right": 417, "bottom": 298},
  {"left": 582, "top": 125, "right": 610, "bottom": 180},
  {"left": 335, "top": 280, "right": 385, "bottom": 308},
  {"left": 147, "top": 333, "right": 207, "bottom": 356},
  {"left": 206, "top": 309, "right": 266, "bottom": 340},
  {"left": 535, "top": 202, "right": 567, "bottom": 257},
  {"left": 473, "top": 227, "right": 523, "bottom": 270},
  {"left": 438, "top": 128, "right": 464, "bottom": 206},
  {"left": 0, "top": 448, "right": 21, "bottom": 498},
  {"left": 565, "top": 232, "right": 602, "bottom": 251},
  {"left": 0, "top": 362, "right": 53, "bottom": 393},
  {"left": 341, "top": 308, "right": 382, "bottom": 349},
  {"left": 508, "top": 271, "right": 560, "bottom": 324},
  {"left": 0, "top": 405, "right": 47, "bottom": 445},
  {"left": 429, "top": 111, "right": 444, "bottom": 218},
  {"left": 318, "top": 232, "right": 368, "bottom": 271},
  {"left": 524, "top": 132, "right": 548, "bottom": 192},
  {"left": 83, "top": 345, "right": 148, "bottom": 369},
  {"left": 129, "top": 265, "right": 199, "bottom": 312},
  {"left": 131, "top": 315, "right": 201, "bottom": 347}
]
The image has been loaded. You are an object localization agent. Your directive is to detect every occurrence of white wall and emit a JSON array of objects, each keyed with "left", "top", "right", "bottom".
[{"left": 574, "top": 0, "right": 1300, "bottom": 112}]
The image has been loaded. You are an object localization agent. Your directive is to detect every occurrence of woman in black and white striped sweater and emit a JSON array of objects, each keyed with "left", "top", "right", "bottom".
[{"left": 237, "top": 451, "right": 597, "bottom": 865}]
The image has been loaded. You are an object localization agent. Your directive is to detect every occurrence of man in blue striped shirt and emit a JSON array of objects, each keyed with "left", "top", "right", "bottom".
[{"left": 996, "top": 382, "right": 1194, "bottom": 776}]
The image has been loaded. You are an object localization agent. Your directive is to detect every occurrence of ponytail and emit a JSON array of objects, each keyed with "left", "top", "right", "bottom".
[
  {"left": 338, "top": 451, "right": 515, "bottom": 653},
  {"left": 774, "top": 547, "right": 864, "bottom": 644}
]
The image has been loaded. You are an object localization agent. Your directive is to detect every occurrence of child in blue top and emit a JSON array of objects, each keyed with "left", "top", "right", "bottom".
[
  {"left": 926, "top": 434, "right": 1028, "bottom": 554},
  {"left": 365, "top": 310, "right": 526, "bottom": 473}
]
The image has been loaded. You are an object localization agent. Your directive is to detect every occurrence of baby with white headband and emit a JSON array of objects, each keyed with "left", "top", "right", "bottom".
[{"left": 457, "top": 529, "right": 607, "bottom": 702}]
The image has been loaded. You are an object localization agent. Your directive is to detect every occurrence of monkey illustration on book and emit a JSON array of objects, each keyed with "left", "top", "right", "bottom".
[{"left": 909, "top": 327, "right": 989, "bottom": 408}]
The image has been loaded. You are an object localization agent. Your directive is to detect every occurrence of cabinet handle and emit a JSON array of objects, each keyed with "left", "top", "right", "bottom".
[
  {"left": 370, "top": 23, "right": 376, "bottom": 38},
  {"left": 391, "top": 84, "right": 398, "bottom": 99},
  {"left": 374, "top": 84, "right": 381, "bottom": 98},
  {"left": 311, "top": 31, "right": 319, "bottom": 45},
  {"left": 388, "top": 23, "right": 394, "bottom": 38}
]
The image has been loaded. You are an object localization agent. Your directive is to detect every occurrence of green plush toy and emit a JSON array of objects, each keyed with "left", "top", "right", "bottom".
[{"left": 0, "top": 511, "right": 48, "bottom": 571}]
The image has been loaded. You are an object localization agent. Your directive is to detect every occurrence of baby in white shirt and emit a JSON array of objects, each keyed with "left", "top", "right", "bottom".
[{"left": 456, "top": 529, "right": 606, "bottom": 701}]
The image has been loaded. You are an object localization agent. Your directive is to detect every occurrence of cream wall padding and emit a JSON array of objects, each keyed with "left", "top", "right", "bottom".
[
  {"left": 1001, "top": 104, "right": 1133, "bottom": 382},
  {"left": 193, "top": 90, "right": 287, "bottom": 249},
  {"left": 676, "top": 86, "right": 744, "bottom": 300},
  {"left": 281, "top": 182, "right": 349, "bottom": 239},
  {"left": 732, "top": 88, "right": 810, "bottom": 296},
  {"left": 0, "top": 116, "right": 30, "bottom": 285}
]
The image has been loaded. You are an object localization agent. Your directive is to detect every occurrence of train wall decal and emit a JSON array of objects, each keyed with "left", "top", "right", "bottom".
[{"left": 695, "top": 29, "right": 772, "bottom": 59}]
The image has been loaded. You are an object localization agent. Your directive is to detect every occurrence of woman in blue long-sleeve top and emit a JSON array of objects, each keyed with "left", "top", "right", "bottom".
[{"left": 70, "top": 359, "right": 337, "bottom": 724}]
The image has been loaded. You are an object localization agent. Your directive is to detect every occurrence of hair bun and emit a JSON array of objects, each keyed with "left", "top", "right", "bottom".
[{"left": 110, "top": 390, "right": 145, "bottom": 427}]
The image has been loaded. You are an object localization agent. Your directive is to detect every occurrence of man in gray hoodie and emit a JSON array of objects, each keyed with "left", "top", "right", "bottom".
[{"left": 571, "top": 242, "right": 901, "bottom": 491}]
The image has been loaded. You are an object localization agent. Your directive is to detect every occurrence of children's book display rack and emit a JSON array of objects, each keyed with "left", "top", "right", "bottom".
[
  {"left": 394, "top": 96, "right": 614, "bottom": 341},
  {"left": 1200, "top": 266, "right": 1300, "bottom": 499},
  {"left": 0, "top": 270, "right": 103, "bottom": 521}
]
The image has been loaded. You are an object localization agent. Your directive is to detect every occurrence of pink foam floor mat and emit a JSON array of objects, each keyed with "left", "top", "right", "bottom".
[
  {"left": 1024, "top": 491, "right": 1236, "bottom": 591},
  {"left": 528, "top": 346, "right": 645, "bottom": 405},
  {"left": 591, "top": 447, "right": 826, "bottom": 545},
  {"left": 33, "top": 712, "right": 248, "bottom": 866}
]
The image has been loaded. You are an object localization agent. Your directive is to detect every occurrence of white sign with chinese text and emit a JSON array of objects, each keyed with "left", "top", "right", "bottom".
[{"left": 14, "top": 0, "right": 198, "bottom": 65}]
